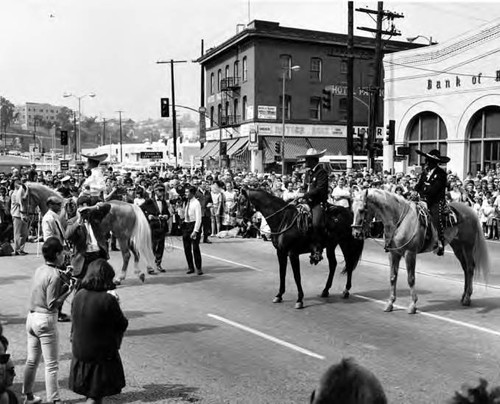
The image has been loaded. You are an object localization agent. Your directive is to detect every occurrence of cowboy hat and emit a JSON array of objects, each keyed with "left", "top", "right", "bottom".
[
  {"left": 415, "top": 149, "right": 450, "bottom": 164},
  {"left": 296, "top": 148, "right": 327, "bottom": 159},
  {"left": 82, "top": 153, "right": 108, "bottom": 169}
]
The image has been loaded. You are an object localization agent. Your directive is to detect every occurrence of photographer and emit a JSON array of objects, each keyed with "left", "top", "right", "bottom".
[{"left": 22, "top": 237, "right": 75, "bottom": 404}]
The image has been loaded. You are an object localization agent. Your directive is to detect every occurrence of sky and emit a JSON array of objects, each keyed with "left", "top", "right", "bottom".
[{"left": 1, "top": 0, "right": 500, "bottom": 122}]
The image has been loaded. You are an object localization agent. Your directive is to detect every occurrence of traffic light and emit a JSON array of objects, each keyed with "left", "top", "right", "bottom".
[
  {"left": 220, "top": 141, "right": 227, "bottom": 156},
  {"left": 274, "top": 141, "right": 281, "bottom": 155},
  {"left": 322, "top": 88, "right": 331, "bottom": 110},
  {"left": 386, "top": 119, "right": 395, "bottom": 145},
  {"left": 160, "top": 98, "right": 169, "bottom": 117},
  {"left": 60, "top": 130, "right": 68, "bottom": 146}
]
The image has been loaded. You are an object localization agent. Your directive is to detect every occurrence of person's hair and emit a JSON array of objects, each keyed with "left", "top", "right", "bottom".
[
  {"left": 80, "top": 258, "right": 116, "bottom": 291},
  {"left": 42, "top": 237, "right": 63, "bottom": 262},
  {"left": 186, "top": 185, "right": 197, "bottom": 196},
  {"left": 310, "top": 358, "right": 387, "bottom": 404},
  {"left": 448, "top": 379, "right": 500, "bottom": 404}
]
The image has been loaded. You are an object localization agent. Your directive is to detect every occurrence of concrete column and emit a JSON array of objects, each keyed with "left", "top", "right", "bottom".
[
  {"left": 251, "top": 149, "right": 263, "bottom": 173},
  {"left": 447, "top": 140, "right": 467, "bottom": 178}
]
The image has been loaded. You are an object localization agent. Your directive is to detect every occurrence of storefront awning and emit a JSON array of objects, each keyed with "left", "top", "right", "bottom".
[
  {"left": 308, "top": 137, "right": 347, "bottom": 155},
  {"left": 232, "top": 140, "right": 249, "bottom": 158},
  {"left": 227, "top": 137, "right": 247, "bottom": 156},
  {"left": 199, "top": 141, "right": 219, "bottom": 159}
]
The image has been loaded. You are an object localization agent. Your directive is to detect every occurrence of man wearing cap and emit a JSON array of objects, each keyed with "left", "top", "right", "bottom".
[
  {"left": 297, "top": 148, "right": 329, "bottom": 265},
  {"left": 81, "top": 154, "right": 108, "bottom": 202},
  {"left": 57, "top": 176, "right": 72, "bottom": 199},
  {"left": 10, "top": 176, "right": 29, "bottom": 256},
  {"left": 415, "top": 149, "right": 450, "bottom": 256},
  {"left": 42, "top": 197, "right": 65, "bottom": 245}
]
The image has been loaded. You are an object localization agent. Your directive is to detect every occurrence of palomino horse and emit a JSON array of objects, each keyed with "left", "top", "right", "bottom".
[
  {"left": 238, "top": 188, "right": 364, "bottom": 309},
  {"left": 351, "top": 188, "right": 490, "bottom": 313},
  {"left": 17, "top": 183, "right": 156, "bottom": 283}
]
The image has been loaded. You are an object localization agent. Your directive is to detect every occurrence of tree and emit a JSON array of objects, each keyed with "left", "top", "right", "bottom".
[
  {"left": 56, "top": 106, "right": 74, "bottom": 131},
  {"left": 0, "top": 97, "right": 18, "bottom": 134}
]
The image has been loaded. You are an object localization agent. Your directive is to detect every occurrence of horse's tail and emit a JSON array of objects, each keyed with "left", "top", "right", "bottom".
[
  {"left": 130, "top": 204, "right": 157, "bottom": 275},
  {"left": 472, "top": 211, "right": 490, "bottom": 283},
  {"left": 341, "top": 238, "right": 364, "bottom": 275}
]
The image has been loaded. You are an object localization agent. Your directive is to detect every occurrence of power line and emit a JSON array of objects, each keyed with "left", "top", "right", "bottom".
[{"left": 385, "top": 60, "right": 499, "bottom": 79}]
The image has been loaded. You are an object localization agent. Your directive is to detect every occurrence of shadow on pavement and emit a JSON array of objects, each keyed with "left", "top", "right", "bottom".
[
  {"left": 0, "top": 314, "right": 26, "bottom": 326},
  {"left": 421, "top": 296, "right": 500, "bottom": 314},
  {"left": 0, "top": 274, "right": 31, "bottom": 285},
  {"left": 126, "top": 323, "right": 217, "bottom": 337},
  {"left": 105, "top": 383, "right": 200, "bottom": 403},
  {"left": 123, "top": 310, "right": 163, "bottom": 320}
]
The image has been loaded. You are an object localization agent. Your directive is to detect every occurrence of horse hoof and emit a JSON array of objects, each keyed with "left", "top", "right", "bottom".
[
  {"left": 384, "top": 303, "right": 393, "bottom": 312},
  {"left": 113, "top": 278, "right": 121, "bottom": 286},
  {"left": 273, "top": 296, "right": 283, "bottom": 304},
  {"left": 342, "top": 290, "right": 350, "bottom": 299},
  {"left": 320, "top": 290, "right": 329, "bottom": 298},
  {"left": 462, "top": 298, "right": 471, "bottom": 307},
  {"left": 408, "top": 305, "right": 417, "bottom": 314},
  {"left": 139, "top": 273, "right": 146, "bottom": 283},
  {"left": 295, "top": 302, "right": 304, "bottom": 309}
]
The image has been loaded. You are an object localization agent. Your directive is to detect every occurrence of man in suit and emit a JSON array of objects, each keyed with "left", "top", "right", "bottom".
[
  {"left": 141, "top": 183, "right": 170, "bottom": 273},
  {"left": 196, "top": 179, "right": 213, "bottom": 243},
  {"left": 415, "top": 149, "right": 450, "bottom": 256},
  {"left": 41, "top": 196, "right": 65, "bottom": 245},
  {"left": 298, "top": 148, "right": 329, "bottom": 265},
  {"left": 182, "top": 186, "right": 203, "bottom": 275},
  {"left": 65, "top": 196, "right": 110, "bottom": 282}
]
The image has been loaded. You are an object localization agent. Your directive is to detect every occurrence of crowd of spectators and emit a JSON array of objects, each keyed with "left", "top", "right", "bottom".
[{"left": 0, "top": 161, "right": 500, "bottom": 245}]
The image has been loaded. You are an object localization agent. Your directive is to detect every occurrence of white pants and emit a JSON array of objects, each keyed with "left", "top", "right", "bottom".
[{"left": 23, "top": 312, "right": 60, "bottom": 402}]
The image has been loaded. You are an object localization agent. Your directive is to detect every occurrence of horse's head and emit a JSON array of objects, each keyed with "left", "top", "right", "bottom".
[
  {"left": 351, "top": 186, "right": 371, "bottom": 240},
  {"left": 236, "top": 188, "right": 254, "bottom": 221},
  {"left": 17, "top": 184, "right": 34, "bottom": 221}
]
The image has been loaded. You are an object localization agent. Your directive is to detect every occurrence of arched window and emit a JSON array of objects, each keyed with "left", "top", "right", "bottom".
[
  {"left": 242, "top": 96, "right": 247, "bottom": 120},
  {"left": 217, "top": 69, "right": 222, "bottom": 92},
  {"left": 280, "top": 54, "right": 292, "bottom": 79},
  {"left": 242, "top": 56, "right": 248, "bottom": 82},
  {"left": 225, "top": 65, "right": 230, "bottom": 78},
  {"left": 210, "top": 73, "right": 215, "bottom": 95},
  {"left": 217, "top": 104, "right": 222, "bottom": 125},
  {"left": 234, "top": 60, "right": 239, "bottom": 80},
  {"left": 210, "top": 106, "right": 215, "bottom": 127},
  {"left": 468, "top": 106, "right": 500, "bottom": 174},
  {"left": 233, "top": 98, "right": 239, "bottom": 123},
  {"left": 407, "top": 112, "right": 448, "bottom": 166}
]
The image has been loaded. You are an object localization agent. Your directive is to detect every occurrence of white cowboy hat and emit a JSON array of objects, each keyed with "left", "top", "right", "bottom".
[{"left": 297, "top": 148, "right": 327, "bottom": 159}]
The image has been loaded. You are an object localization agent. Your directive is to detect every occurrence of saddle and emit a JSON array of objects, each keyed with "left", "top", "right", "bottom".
[
  {"left": 415, "top": 201, "right": 459, "bottom": 253},
  {"left": 296, "top": 203, "right": 312, "bottom": 234}
]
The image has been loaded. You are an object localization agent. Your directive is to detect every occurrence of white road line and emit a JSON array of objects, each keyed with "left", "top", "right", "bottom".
[
  {"left": 207, "top": 313, "right": 325, "bottom": 360},
  {"left": 172, "top": 245, "right": 263, "bottom": 272},
  {"left": 354, "top": 294, "right": 500, "bottom": 337}
]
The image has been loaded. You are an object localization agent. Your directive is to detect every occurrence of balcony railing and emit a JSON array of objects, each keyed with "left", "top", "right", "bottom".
[
  {"left": 221, "top": 77, "right": 240, "bottom": 91},
  {"left": 220, "top": 114, "right": 241, "bottom": 127}
]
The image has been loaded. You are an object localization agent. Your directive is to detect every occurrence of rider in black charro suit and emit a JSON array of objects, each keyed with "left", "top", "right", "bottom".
[
  {"left": 298, "top": 148, "right": 329, "bottom": 265},
  {"left": 414, "top": 149, "right": 450, "bottom": 256}
]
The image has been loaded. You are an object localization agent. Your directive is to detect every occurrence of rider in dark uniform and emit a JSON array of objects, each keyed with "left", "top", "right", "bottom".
[
  {"left": 414, "top": 149, "right": 450, "bottom": 256},
  {"left": 298, "top": 148, "right": 329, "bottom": 265}
]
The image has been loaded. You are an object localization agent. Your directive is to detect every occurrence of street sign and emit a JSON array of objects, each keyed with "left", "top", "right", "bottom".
[
  {"left": 140, "top": 151, "right": 163, "bottom": 159},
  {"left": 274, "top": 155, "right": 282, "bottom": 162},
  {"left": 60, "top": 160, "right": 69, "bottom": 171}
]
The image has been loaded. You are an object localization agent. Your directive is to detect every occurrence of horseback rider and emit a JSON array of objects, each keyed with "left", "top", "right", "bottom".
[
  {"left": 81, "top": 153, "right": 108, "bottom": 204},
  {"left": 297, "top": 148, "right": 329, "bottom": 265},
  {"left": 414, "top": 149, "right": 450, "bottom": 256}
]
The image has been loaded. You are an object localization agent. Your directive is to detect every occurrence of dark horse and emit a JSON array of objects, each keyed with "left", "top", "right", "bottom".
[{"left": 238, "top": 188, "right": 364, "bottom": 309}]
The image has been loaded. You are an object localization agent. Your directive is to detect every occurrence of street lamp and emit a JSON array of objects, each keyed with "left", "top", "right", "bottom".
[
  {"left": 63, "top": 92, "right": 96, "bottom": 160},
  {"left": 281, "top": 65, "right": 300, "bottom": 176},
  {"left": 406, "top": 35, "right": 437, "bottom": 45}
]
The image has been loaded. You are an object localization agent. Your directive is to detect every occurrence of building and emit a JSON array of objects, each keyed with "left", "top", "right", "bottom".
[
  {"left": 15, "top": 102, "right": 62, "bottom": 130},
  {"left": 384, "top": 18, "right": 500, "bottom": 178},
  {"left": 196, "top": 19, "right": 421, "bottom": 173}
]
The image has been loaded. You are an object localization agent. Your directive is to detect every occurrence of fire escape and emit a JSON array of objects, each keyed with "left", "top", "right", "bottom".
[{"left": 220, "top": 76, "right": 241, "bottom": 127}]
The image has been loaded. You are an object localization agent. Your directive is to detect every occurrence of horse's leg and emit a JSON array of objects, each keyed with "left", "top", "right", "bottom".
[
  {"left": 114, "top": 237, "right": 131, "bottom": 284},
  {"left": 450, "top": 241, "right": 472, "bottom": 306},
  {"left": 289, "top": 253, "right": 304, "bottom": 309},
  {"left": 385, "top": 252, "right": 402, "bottom": 312},
  {"left": 321, "top": 243, "right": 337, "bottom": 298},
  {"left": 129, "top": 242, "right": 145, "bottom": 282},
  {"left": 405, "top": 252, "right": 418, "bottom": 314},
  {"left": 273, "top": 249, "right": 288, "bottom": 304}
]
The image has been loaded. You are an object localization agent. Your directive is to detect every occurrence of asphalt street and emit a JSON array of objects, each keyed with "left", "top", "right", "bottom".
[{"left": 1, "top": 236, "right": 499, "bottom": 403}]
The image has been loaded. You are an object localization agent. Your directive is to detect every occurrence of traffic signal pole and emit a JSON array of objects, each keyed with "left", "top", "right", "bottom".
[{"left": 346, "top": 1, "right": 354, "bottom": 170}]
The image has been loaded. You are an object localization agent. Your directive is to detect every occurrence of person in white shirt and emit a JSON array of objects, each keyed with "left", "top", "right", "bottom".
[
  {"left": 42, "top": 197, "right": 65, "bottom": 245},
  {"left": 331, "top": 177, "right": 351, "bottom": 208},
  {"left": 282, "top": 182, "right": 297, "bottom": 202},
  {"left": 183, "top": 186, "right": 203, "bottom": 275}
]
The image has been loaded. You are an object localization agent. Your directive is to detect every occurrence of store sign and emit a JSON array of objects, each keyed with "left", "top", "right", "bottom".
[
  {"left": 257, "top": 106, "right": 277, "bottom": 120},
  {"left": 140, "top": 151, "right": 163, "bottom": 159},
  {"left": 248, "top": 128, "right": 259, "bottom": 151},
  {"left": 427, "top": 70, "right": 500, "bottom": 91},
  {"left": 60, "top": 160, "right": 69, "bottom": 170}
]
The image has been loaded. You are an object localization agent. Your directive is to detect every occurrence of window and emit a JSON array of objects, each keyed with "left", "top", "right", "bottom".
[
  {"left": 468, "top": 106, "right": 500, "bottom": 174},
  {"left": 280, "top": 54, "right": 292, "bottom": 79},
  {"left": 242, "top": 96, "right": 247, "bottom": 120},
  {"left": 225, "top": 101, "right": 230, "bottom": 117},
  {"left": 233, "top": 98, "right": 239, "bottom": 122},
  {"left": 217, "top": 69, "right": 222, "bottom": 92},
  {"left": 217, "top": 104, "right": 222, "bottom": 124},
  {"left": 225, "top": 65, "right": 230, "bottom": 79},
  {"left": 407, "top": 112, "right": 448, "bottom": 166},
  {"left": 278, "top": 95, "right": 291, "bottom": 120},
  {"left": 234, "top": 60, "right": 239, "bottom": 80},
  {"left": 309, "top": 97, "right": 321, "bottom": 120},
  {"left": 340, "top": 60, "right": 348, "bottom": 74},
  {"left": 339, "top": 98, "right": 348, "bottom": 111},
  {"left": 210, "top": 106, "right": 214, "bottom": 127},
  {"left": 242, "top": 56, "right": 248, "bottom": 82},
  {"left": 210, "top": 73, "right": 215, "bottom": 95},
  {"left": 310, "top": 57, "right": 322, "bottom": 81}
]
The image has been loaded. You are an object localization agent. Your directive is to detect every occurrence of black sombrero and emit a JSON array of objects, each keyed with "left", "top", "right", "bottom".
[{"left": 415, "top": 149, "right": 450, "bottom": 164}]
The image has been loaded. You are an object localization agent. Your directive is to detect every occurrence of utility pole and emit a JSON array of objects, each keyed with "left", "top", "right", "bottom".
[
  {"left": 117, "top": 110, "right": 124, "bottom": 163},
  {"left": 357, "top": 2, "right": 403, "bottom": 170},
  {"left": 102, "top": 118, "right": 106, "bottom": 147},
  {"left": 346, "top": 1, "right": 354, "bottom": 170},
  {"left": 72, "top": 111, "right": 77, "bottom": 158},
  {"left": 200, "top": 39, "right": 205, "bottom": 150},
  {"left": 156, "top": 59, "right": 187, "bottom": 168}
]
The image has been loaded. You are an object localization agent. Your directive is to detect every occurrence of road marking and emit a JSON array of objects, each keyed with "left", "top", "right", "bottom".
[
  {"left": 172, "top": 245, "right": 264, "bottom": 272},
  {"left": 207, "top": 313, "right": 325, "bottom": 360},
  {"left": 354, "top": 294, "right": 500, "bottom": 337}
]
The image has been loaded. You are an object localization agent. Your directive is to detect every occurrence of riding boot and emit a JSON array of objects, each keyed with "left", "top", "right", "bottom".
[{"left": 436, "top": 239, "right": 445, "bottom": 256}]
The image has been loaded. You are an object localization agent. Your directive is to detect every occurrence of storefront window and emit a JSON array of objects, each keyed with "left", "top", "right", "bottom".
[{"left": 407, "top": 112, "right": 447, "bottom": 166}]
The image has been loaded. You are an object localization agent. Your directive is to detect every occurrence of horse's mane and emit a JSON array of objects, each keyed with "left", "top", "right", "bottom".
[
  {"left": 24, "top": 182, "right": 63, "bottom": 199},
  {"left": 367, "top": 188, "right": 410, "bottom": 213},
  {"left": 247, "top": 187, "right": 288, "bottom": 210}
]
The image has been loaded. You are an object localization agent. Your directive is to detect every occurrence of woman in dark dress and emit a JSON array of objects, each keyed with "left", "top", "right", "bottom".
[{"left": 69, "top": 259, "right": 128, "bottom": 404}]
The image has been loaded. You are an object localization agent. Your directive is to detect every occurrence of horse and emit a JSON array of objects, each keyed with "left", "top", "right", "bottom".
[
  {"left": 310, "top": 358, "right": 387, "bottom": 404},
  {"left": 350, "top": 188, "right": 490, "bottom": 314},
  {"left": 16, "top": 182, "right": 156, "bottom": 284},
  {"left": 238, "top": 188, "right": 364, "bottom": 309}
]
